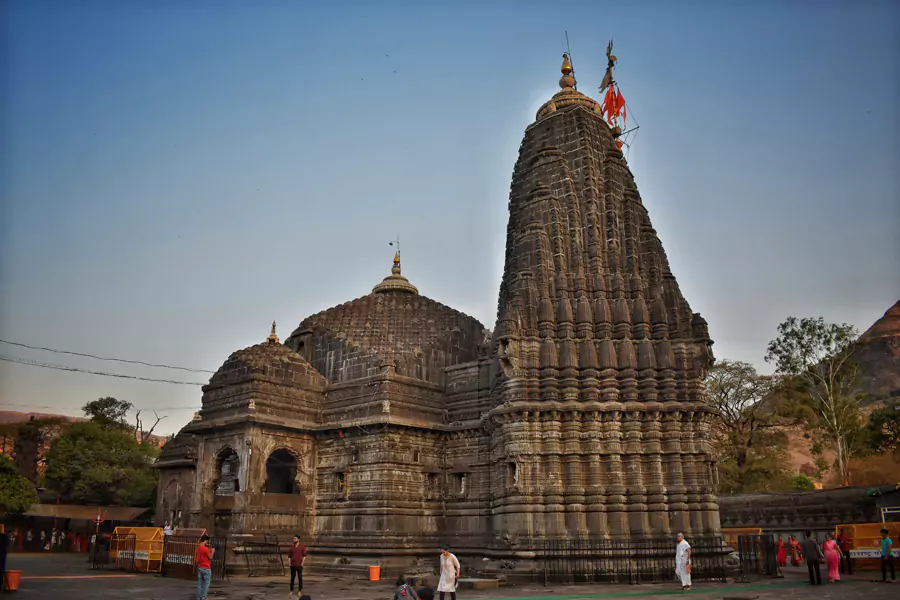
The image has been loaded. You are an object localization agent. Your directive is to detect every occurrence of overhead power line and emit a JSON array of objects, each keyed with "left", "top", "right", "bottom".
[
  {"left": 0, "top": 354, "right": 205, "bottom": 386},
  {"left": 0, "top": 339, "right": 215, "bottom": 374}
]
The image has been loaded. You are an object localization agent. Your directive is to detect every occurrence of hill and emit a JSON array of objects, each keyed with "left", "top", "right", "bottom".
[{"left": 855, "top": 299, "right": 900, "bottom": 401}]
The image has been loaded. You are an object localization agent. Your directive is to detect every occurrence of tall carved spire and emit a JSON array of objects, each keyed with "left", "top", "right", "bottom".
[{"left": 493, "top": 52, "right": 714, "bottom": 406}]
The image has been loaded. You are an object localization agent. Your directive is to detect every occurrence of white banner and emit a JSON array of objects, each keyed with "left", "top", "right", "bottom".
[
  {"left": 849, "top": 549, "right": 900, "bottom": 559},
  {"left": 116, "top": 551, "right": 149, "bottom": 560}
]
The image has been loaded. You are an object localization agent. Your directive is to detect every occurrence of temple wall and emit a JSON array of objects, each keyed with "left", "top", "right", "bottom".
[
  {"left": 187, "top": 424, "right": 316, "bottom": 537},
  {"left": 444, "top": 359, "right": 492, "bottom": 423},
  {"left": 157, "top": 467, "right": 195, "bottom": 529}
]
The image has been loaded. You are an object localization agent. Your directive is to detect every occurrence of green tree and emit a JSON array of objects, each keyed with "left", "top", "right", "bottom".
[
  {"left": 44, "top": 421, "right": 158, "bottom": 507},
  {"left": 791, "top": 474, "right": 816, "bottom": 491},
  {"left": 705, "top": 359, "right": 792, "bottom": 493},
  {"left": 863, "top": 402, "right": 900, "bottom": 457},
  {"left": 765, "top": 316, "right": 862, "bottom": 485},
  {"left": 83, "top": 397, "right": 133, "bottom": 428},
  {"left": 0, "top": 453, "right": 39, "bottom": 514}
]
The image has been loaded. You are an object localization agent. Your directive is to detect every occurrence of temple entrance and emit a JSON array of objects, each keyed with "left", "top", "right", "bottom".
[{"left": 264, "top": 448, "right": 298, "bottom": 494}]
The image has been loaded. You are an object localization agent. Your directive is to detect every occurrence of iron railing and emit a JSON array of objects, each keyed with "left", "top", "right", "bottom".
[
  {"left": 735, "top": 534, "right": 780, "bottom": 580},
  {"left": 536, "top": 536, "right": 728, "bottom": 584},
  {"left": 241, "top": 534, "right": 285, "bottom": 577},
  {"left": 90, "top": 533, "right": 136, "bottom": 571},
  {"left": 161, "top": 535, "right": 228, "bottom": 581}
]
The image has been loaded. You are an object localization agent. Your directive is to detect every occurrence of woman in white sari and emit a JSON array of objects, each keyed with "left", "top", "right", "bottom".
[
  {"left": 438, "top": 544, "right": 460, "bottom": 600},
  {"left": 675, "top": 532, "right": 692, "bottom": 590}
]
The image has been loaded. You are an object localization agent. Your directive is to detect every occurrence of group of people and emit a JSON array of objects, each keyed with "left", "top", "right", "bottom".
[
  {"left": 5, "top": 527, "right": 89, "bottom": 552},
  {"left": 775, "top": 528, "right": 895, "bottom": 585},
  {"left": 187, "top": 528, "right": 896, "bottom": 600}
]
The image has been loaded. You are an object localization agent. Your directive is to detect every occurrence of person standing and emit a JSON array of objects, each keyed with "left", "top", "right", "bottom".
[
  {"left": 195, "top": 534, "right": 214, "bottom": 600},
  {"left": 437, "top": 544, "right": 460, "bottom": 600},
  {"left": 674, "top": 533, "right": 692, "bottom": 590},
  {"left": 881, "top": 528, "right": 895, "bottom": 582},
  {"left": 789, "top": 535, "right": 801, "bottom": 566},
  {"left": 837, "top": 528, "right": 853, "bottom": 575},
  {"left": 287, "top": 535, "right": 307, "bottom": 598},
  {"left": 776, "top": 535, "right": 787, "bottom": 568},
  {"left": 800, "top": 531, "right": 822, "bottom": 585},
  {"left": 822, "top": 533, "right": 842, "bottom": 583},
  {"left": 163, "top": 522, "right": 173, "bottom": 537}
]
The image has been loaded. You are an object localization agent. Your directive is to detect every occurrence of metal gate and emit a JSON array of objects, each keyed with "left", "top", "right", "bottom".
[
  {"left": 538, "top": 536, "right": 727, "bottom": 584},
  {"left": 161, "top": 535, "right": 228, "bottom": 582},
  {"left": 242, "top": 534, "right": 284, "bottom": 577},
  {"left": 736, "top": 534, "right": 780, "bottom": 580},
  {"left": 91, "top": 533, "right": 136, "bottom": 571}
]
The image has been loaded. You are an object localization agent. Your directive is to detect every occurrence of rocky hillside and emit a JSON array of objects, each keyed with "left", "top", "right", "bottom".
[{"left": 855, "top": 299, "right": 900, "bottom": 401}]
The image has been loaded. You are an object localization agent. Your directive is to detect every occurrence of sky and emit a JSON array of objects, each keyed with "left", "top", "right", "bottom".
[{"left": 2, "top": 0, "right": 898, "bottom": 435}]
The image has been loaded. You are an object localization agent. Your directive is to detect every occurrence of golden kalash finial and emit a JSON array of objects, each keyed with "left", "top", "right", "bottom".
[
  {"left": 559, "top": 53, "right": 576, "bottom": 89},
  {"left": 267, "top": 320, "right": 279, "bottom": 343},
  {"left": 373, "top": 245, "right": 418, "bottom": 295}
]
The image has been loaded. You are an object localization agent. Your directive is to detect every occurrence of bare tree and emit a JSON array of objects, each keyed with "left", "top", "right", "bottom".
[
  {"left": 765, "top": 316, "right": 861, "bottom": 485},
  {"left": 134, "top": 410, "right": 165, "bottom": 444}
]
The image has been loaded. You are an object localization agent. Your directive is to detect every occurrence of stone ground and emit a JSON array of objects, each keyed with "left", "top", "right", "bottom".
[{"left": 3, "top": 554, "right": 897, "bottom": 600}]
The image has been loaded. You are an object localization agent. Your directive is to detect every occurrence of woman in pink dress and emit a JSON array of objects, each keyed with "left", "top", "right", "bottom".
[{"left": 823, "top": 532, "right": 843, "bottom": 582}]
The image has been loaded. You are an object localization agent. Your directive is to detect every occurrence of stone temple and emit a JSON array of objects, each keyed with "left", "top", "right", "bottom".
[{"left": 156, "top": 56, "right": 719, "bottom": 575}]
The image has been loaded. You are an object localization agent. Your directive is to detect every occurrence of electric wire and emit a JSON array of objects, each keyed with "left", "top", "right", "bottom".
[
  {"left": 0, "top": 339, "right": 215, "bottom": 374},
  {"left": 0, "top": 354, "right": 205, "bottom": 386}
]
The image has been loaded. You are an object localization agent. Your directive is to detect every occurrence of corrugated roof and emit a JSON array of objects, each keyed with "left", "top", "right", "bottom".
[{"left": 24, "top": 504, "right": 151, "bottom": 521}]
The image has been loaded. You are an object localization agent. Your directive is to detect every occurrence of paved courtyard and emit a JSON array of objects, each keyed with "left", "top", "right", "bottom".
[{"left": 3, "top": 553, "right": 896, "bottom": 600}]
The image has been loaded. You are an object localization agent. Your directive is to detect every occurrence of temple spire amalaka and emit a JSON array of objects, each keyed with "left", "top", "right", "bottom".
[
  {"left": 372, "top": 248, "right": 419, "bottom": 294},
  {"left": 267, "top": 320, "right": 279, "bottom": 344}
]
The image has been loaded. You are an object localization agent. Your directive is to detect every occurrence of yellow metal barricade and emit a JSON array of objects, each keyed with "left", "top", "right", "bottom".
[
  {"left": 835, "top": 521, "right": 900, "bottom": 568},
  {"left": 722, "top": 527, "right": 762, "bottom": 549},
  {"left": 112, "top": 526, "right": 164, "bottom": 572}
]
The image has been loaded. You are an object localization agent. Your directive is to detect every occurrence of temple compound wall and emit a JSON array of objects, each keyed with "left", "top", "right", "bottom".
[{"left": 156, "top": 57, "right": 721, "bottom": 577}]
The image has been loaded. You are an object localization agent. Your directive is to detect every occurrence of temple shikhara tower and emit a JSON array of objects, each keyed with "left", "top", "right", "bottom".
[{"left": 156, "top": 53, "right": 720, "bottom": 576}]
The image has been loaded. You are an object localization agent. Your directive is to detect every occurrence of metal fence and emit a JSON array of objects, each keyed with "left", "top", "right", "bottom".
[
  {"left": 536, "top": 536, "right": 728, "bottom": 584},
  {"left": 735, "top": 534, "right": 780, "bottom": 580},
  {"left": 90, "top": 533, "right": 136, "bottom": 571},
  {"left": 161, "top": 535, "right": 228, "bottom": 582},
  {"left": 240, "top": 534, "right": 284, "bottom": 577}
]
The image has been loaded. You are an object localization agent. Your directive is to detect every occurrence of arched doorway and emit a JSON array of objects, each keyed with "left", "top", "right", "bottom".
[{"left": 265, "top": 449, "right": 299, "bottom": 494}]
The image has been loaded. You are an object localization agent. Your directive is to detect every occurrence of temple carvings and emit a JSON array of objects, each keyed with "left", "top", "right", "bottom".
[{"left": 156, "top": 56, "right": 720, "bottom": 576}]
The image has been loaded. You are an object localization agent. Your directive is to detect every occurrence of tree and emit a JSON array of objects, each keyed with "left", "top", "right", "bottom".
[
  {"left": 134, "top": 409, "right": 165, "bottom": 444},
  {"left": 791, "top": 474, "right": 816, "bottom": 491},
  {"left": 44, "top": 421, "right": 159, "bottom": 507},
  {"left": 705, "top": 359, "right": 792, "bottom": 493},
  {"left": 765, "top": 316, "right": 862, "bottom": 485},
  {"left": 0, "top": 453, "right": 39, "bottom": 514},
  {"left": 863, "top": 402, "right": 900, "bottom": 457},
  {"left": 7, "top": 416, "right": 66, "bottom": 483},
  {"left": 83, "top": 397, "right": 133, "bottom": 428}
]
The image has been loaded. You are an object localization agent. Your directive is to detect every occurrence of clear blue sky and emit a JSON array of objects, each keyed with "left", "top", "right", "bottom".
[{"left": 2, "top": 0, "right": 898, "bottom": 434}]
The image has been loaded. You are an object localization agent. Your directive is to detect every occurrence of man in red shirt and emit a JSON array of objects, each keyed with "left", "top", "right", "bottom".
[
  {"left": 195, "top": 534, "right": 214, "bottom": 600},
  {"left": 287, "top": 535, "right": 307, "bottom": 598},
  {"left": 837, "top": 528, "right": 853, "bottom": 575}
]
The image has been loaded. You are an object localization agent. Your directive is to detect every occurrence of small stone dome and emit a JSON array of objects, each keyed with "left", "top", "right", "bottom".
[{"left": 207, "top": 322, "right": 326, "bottom": 389}]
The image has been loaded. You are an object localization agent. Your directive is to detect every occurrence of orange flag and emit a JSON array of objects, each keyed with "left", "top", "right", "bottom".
[{"left": 615, "top": 90, "right": 626, "bottom": 118}]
